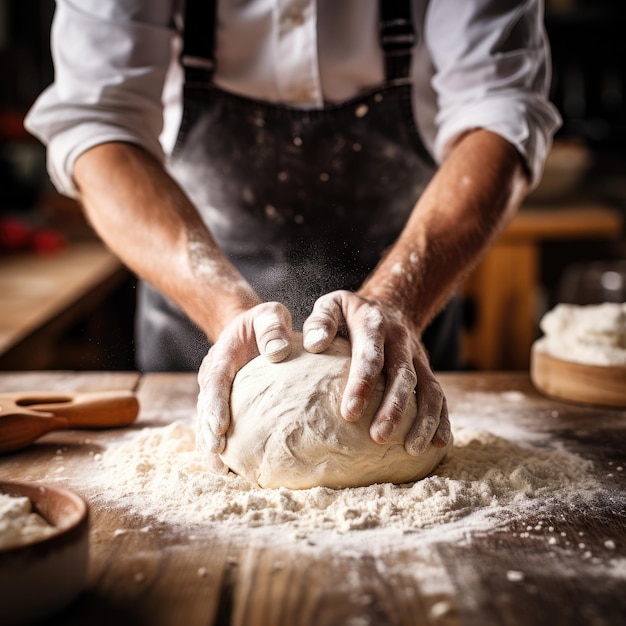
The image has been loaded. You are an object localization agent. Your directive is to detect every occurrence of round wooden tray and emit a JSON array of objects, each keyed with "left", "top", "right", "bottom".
[{"left": 530, "top": 342, "right": 626, "bottom": 408}]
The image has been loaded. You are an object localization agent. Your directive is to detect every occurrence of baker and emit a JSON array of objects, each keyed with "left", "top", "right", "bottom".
[{"left": 26, "top": 1, "right": 560, "bottom": 473}]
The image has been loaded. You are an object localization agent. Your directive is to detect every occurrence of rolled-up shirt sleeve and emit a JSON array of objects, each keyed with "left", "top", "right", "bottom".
[
  {"left": 27, "top": 0, "right": 562, "bottom": 198},
  {"left": 423, "top": 0, "right": 562, "bottom": 188},
  {"left": 24, "top": 0, "right": 177, "bottom": 198}
]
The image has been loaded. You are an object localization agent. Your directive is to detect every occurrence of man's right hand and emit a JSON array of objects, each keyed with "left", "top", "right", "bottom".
[{"left": 196, "top": 301, "right": 293, "bottom": 474}]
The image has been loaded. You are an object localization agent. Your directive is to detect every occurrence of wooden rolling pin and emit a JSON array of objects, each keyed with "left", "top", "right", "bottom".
[{"left": 0, "top": 390, "right": 140, "bottom": 454}]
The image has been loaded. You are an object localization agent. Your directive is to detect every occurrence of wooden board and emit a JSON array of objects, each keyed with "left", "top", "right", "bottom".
[
  {"left": 0, "top": 243, "right": 125, "bottom": 355},
  {"left": 531, "top": 343, "right": 626, "bottom": 407},
  {"left": 0, "top": 242, "right": 135, "bottom": 370},
  {"left": 500, "top": 204, "right": 623, "bottom": 242},
  {"left": 0, "top": 372, "right": 624, "bottom": 626}
]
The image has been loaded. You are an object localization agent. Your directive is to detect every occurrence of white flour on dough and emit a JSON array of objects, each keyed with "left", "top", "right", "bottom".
[
  {"left": 223, "top": 335, "right": 451, "bottom": 489},
  {"left": 537, "top": 302, "right": 626, "bottom": 366}
]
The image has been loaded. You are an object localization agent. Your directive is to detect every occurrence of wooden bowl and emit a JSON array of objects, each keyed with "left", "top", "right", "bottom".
[
  {"left": 531, "top": 342, "right": 626, "bottom": 408},
  {"left": 0, "top": 481, "right": 89, "bottom": 625}
]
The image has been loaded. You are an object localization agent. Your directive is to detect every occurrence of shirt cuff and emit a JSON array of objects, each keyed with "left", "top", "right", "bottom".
[
  {"left": 434, "top": 95, "right": 562, "bottom": 190},
  {"left": 45, "top": 124, "right": 166, "bottom": 199}
]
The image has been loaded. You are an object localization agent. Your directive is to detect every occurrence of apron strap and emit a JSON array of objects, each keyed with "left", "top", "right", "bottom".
[
  {"left": 379, "top": 0, "right": 415, "bottom": 81},
  {"left": 181, "top": 0, "right": 218, "bottom": 84},
  {"left": 180, "top": 0, "right": 414, "bottom": 84}
]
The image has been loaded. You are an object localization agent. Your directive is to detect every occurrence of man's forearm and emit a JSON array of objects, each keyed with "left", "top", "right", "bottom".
[
  {"left": 73, "top": 142, "right": 261, "bottom": 342},
  {"left": 360, "top": 129, "right": 529, "bottom": 332}
]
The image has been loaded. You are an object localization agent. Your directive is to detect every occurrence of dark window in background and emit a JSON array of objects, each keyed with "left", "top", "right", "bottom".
[
  {"left": 546, "top": 0, "right": 626, "bottom": 150},
  {"left": 542, "top": 1, "right": 626, "bottom": 311},
  {"left": 0, "top": 2, "right": 54, "bottom": 110},
  {"left": 0, "top": 1, "right": 54, "bottom": 208}
]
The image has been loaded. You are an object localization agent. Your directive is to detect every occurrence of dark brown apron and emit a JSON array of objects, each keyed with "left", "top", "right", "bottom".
[{"left": 136, "top": 0, "right": 461, "bottom": 371}]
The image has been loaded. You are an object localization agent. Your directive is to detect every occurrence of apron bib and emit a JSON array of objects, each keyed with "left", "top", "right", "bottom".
[{"left": 136, "top": 0, "right": 461, "bottom": 371}]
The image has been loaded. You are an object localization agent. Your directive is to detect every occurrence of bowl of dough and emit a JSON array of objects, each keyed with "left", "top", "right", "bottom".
[
  {"left": 0, "top": 481, "right": 89, "bottom": 625},
  {"left": 531, "top": 302, "right": 626, "bottom": 407}
]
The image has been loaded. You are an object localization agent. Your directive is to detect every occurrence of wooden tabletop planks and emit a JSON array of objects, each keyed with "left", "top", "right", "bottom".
[{"left": 0, "top": 371, "right": 624, "bottom": 626}]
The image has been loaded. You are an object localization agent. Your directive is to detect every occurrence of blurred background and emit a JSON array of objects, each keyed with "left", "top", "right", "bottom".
[{"left": 0, "top": 0, "right": 625, "bottom": 372}]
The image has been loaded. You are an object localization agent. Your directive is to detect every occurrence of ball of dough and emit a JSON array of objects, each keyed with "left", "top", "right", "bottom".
[{"left": 220, "top": 335, "right": 452, "bottom": 489}]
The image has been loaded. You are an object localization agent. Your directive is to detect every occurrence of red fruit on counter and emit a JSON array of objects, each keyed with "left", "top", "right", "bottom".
[
  {"left": 32, "top": 228, "right": 67, "bottom": 254},
  {"left": 0, "top": 217, "right": 32, "bottom": 250}
]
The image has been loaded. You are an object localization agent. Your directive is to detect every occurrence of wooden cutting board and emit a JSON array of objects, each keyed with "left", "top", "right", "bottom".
[{"left": 530, "top": 342, "right": 626, "bottom": 407}]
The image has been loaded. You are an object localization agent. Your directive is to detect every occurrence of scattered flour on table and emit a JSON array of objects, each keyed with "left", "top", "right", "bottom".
[
  {"left": 0, "top": 493, "right": 55, "bottom": 550},
  {"left": 77, "top": 420, "right": 599, "bottom": 541}
]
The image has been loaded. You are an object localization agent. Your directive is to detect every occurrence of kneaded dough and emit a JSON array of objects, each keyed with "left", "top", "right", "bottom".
[
  {"left": 220, "top": 334, "right": 452, "bottom": 489},
  {"left": 538, "top": 302, "right": 626, "bottom": 366}
]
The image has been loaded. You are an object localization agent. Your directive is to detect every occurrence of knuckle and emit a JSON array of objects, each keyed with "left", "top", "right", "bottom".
[
  {"left": 303, "top": 315, "right": 334, "bottom": 335},
  {"left": 314, "top": 294, "right": 336, "bottom": 313},
  {"left": 200, "top": 349, "right": 231, "bottom": 379},
  {"left": 348, "top": 376, "right": 378, "bottom": 400},
  {"left": 405, "top": 411, "right": 441, "bottom": 455},
  {"left": 258, "top": 300, "right": 287, "bottom": 316},
  {"left": 253, "top": 302, "right": 290, "bottom": 332},
  {"left": 419, "top": 376, "right": 443, "bottom": 399},
  {"left": 355, "top": 342, "right": 384, "bottom": 374},
  {"left": 353, "top": 361, "right": 382, "bottom": 386},
  {"left": 311, "top": 294, "right": 344, "bottom": 322},
  {"left": 396, "top": 363, "right": 417, "bottom": 388},
  {"left": 360, "top": 304, "right": 384, "bottom": 332},
  {"left": 255, "top": 318, "right": 286, "bottom": 337},
  {"left": 385, "top": 399, "right": 407, "bottom": 424},
  {"left": 406, "top": 437, "right": 424, "bottom": 456}
]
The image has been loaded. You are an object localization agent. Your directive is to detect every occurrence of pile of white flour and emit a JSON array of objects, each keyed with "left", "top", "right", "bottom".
[
  {"left": 74, "top": 415, "right": 599, "bottom": 544},
  {"left": 537, "top": 302, "right": 626, "bottom": 366},
  {"left": 0, "top": 493, "right": 55, "bottom": 550}
]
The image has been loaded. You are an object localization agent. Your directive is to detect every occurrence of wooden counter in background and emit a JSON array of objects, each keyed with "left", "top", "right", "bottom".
[
  {"left": 0, "top": 242, "right": 134, "bottom": 370},
  {"left": 461, "top": 203, "right": 624, "bottom": 371},
  {"left": 0, "top": 204, "right": 623, "bottom": 372}
]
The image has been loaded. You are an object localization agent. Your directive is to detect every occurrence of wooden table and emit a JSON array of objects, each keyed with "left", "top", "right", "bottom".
[
  {"left": 0, "top": 371, "right": 624, "bottom": 626},
  {"left": 462, "top": 203, "right": 624, "bottom": 370},
  {"left": 0, "top": 243, "right": 132, "bottom": 369}
]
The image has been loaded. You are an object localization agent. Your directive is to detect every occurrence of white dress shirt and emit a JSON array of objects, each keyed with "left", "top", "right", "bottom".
[{"left": 24, "top": 0, "right": 561, "bottom": 198}]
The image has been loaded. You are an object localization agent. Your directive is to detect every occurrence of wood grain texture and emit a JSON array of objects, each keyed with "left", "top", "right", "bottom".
[
  {"left": 0, "top": 372, "right": 624, "bottom": 626},
  {"left": 500, "top": 204, "right": 623, "bottom": 242},
  {"left": 0, "top": 243, "right": 125, "bottom": 355},
  {"left": 0, "top": 371, "right": 140, "bottom": 394},
  {"left": 229, "top": 544, "right": 457, "bottom": 626},
  {"left": 460, "top": 202, "right": 623, "bottom": 370},
  {"left": 0, "top": 390, "right": 140, "bottom": 453},
  {"left": 462, "top": 242, "right": 538, "bottom": 370}
]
